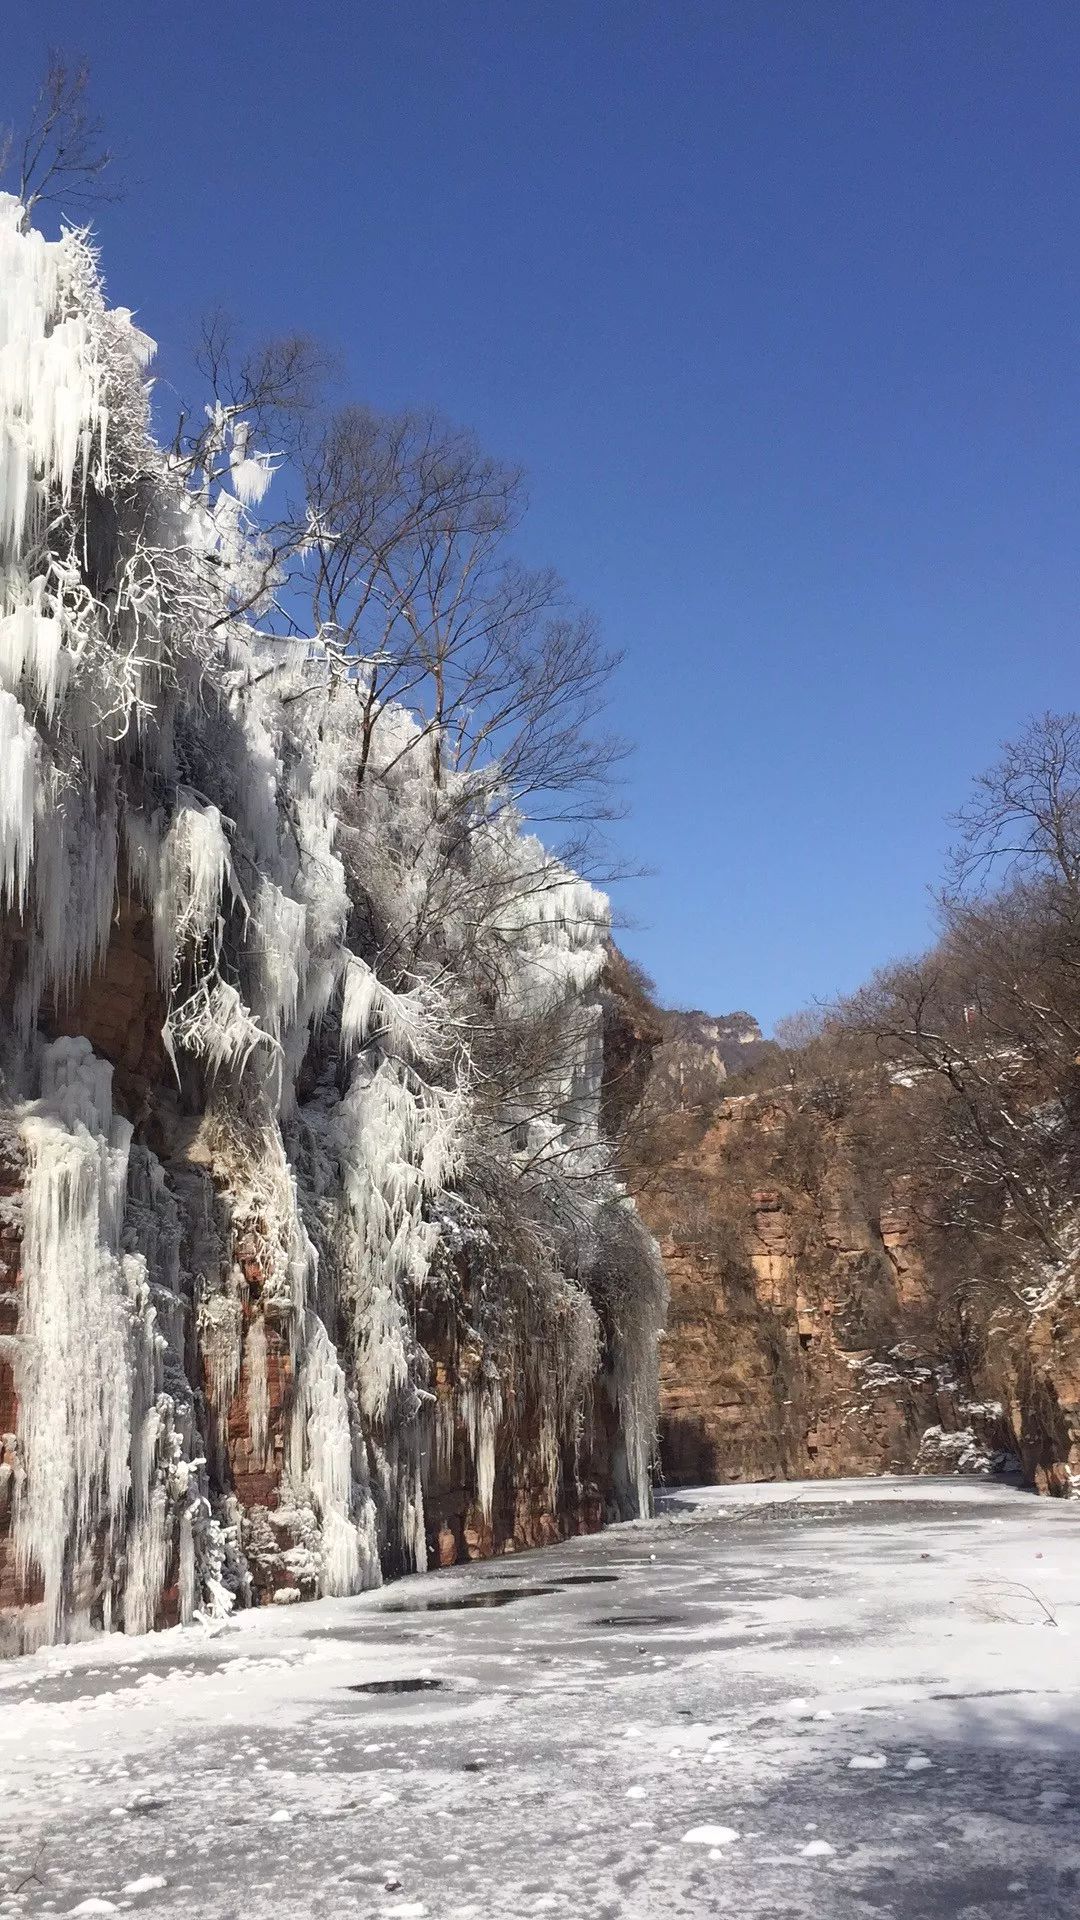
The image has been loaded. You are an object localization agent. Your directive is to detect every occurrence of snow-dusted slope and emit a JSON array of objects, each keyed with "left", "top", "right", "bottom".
[{"left": 0, "top": 196, "right": 666, "bottom": 1650}]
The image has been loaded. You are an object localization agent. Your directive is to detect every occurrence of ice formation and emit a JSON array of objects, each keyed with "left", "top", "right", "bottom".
[{"left": 0, "top": 194, "right": 665, "bottom": 1649}]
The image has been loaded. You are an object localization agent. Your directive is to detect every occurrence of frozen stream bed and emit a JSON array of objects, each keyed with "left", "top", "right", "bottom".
[{"left": 2, "top": 1477, "right": 1079, "bottom": 1919}]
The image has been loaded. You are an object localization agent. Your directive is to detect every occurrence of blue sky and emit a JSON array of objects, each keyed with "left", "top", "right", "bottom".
[{"left": 5, "top": 3, "right": 1080, "bottom": 1029}]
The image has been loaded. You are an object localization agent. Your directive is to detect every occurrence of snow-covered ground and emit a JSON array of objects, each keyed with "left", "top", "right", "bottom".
[{"left": 2, "top": 1477, "right": 1079, "bottom": 1918}]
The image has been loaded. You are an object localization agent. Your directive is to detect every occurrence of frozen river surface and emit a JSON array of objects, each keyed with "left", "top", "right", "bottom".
[{"left": 2, "top": 1477, "right": 1079, "bottom": 1919}]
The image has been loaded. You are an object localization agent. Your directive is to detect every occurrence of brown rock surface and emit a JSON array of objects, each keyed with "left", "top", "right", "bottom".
[{"left": 636, "top": 1090, "right": 1005, "bottom": 1487}]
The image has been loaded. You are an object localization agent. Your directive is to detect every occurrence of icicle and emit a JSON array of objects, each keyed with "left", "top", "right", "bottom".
[
  {"left": 331, "top": 1060, "right": 464, "bottom": 1423},
  {"left": 0, "top": 196, "right": 117, "bottom": 566},
  {"left": 245, "top": 1312, "right": 270, "bottom": 1467},
  {"left": 340, "top": 955, "right": 442, "bottom": 1065},
  {"left": 463, "top": 1379, "right": 502, "bottom": 1523},
  {"left": 0, "top": 688, "right": 36, "bottom": 914},
  {"left": 167, "top": 979, "right": 277, "bottom": 1083},
  {"left": 0, "top": 576, "right": 70, "bottom": 719},
  {"left": 199, "top": 1287, "right": 245, "bottom": 1413},
  {"left": 592, "top": 1196, "right": 668, "bottom": 1520},
  {"left": 249, "top": 879, "right": 308, "bottom": 1044},
  {"left": 13, "top": 1039, "right": 139, "bottom": 1644},
  {"left": 30, "top": 757, "right": 118, "bottom": 1009},
  {"left": 289, "top": 1314, "right": 378, "bottom": 1596},
  {"left": 230, "top": 454, "right": 277, "bottom": 507},
  {"left": 154, "top": 791, "right": 243, "bottom": 986}
]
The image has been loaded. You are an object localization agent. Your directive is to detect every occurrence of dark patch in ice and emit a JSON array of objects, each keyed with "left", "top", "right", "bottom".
[
  {"left": 306, "top": 1624, "right": 428, "bottom": 1642},
  {"left": 592, "top": 1612, "right": 679, "bottom": 1629},
  {"left": 347, "top": 1677, "right": 446, "bottom": 1694},
  {"left": 929, "top": 1687, "right": 1044, "bottom": 1702},
  {"left": 378, "top": 1584, "right": 561, "bottom": 1612},
  {"left": 550, "top": 1573, "right": 620, "bottom": 1586}
]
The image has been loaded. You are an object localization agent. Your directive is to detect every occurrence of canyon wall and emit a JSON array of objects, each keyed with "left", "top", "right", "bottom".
[
  {"left": 635, "top": 1078, "right": 1077, "bottom": 1495},
  {"left": 0, "top": 902, "right": 658, "bottom": 1652},
  {"left": 0, "top": 198, "right": 666, "bottom": 1653}
]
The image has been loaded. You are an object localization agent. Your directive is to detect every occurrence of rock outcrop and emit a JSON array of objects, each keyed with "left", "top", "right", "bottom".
[
  {"left": 634, "top": 1074, "right": 1044, "bottom": 1491},
  {"left": 984, "top": 1294, "right": 1080, "bottom": 1496}
]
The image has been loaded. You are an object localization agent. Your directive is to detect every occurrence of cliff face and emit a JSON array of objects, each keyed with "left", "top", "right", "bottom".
[
  {"left": 0, "top": 198, "right": 666, "bottom": 1653},
  {"left": 0, "top": 913, "right": 659, "bottom": 1648},
  {"left": 984, "top": 1293, "right": 1080, "bottom": 1497},
  {"left": 634, "top": 1080, "right": 1069, "bottom": 1492}
]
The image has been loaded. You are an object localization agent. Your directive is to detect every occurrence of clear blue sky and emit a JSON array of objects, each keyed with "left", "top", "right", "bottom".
[{"left": 6, "top": 3, "right": 1080, "bottom": 1030}]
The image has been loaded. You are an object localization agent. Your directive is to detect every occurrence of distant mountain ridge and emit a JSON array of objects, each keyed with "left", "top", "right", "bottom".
[
  {"left": 655, "top": 1008, "right": 767, "bottom": 1091},
  {"left": 657, "top": 1013, "right": 757, "bottom": 1075}
]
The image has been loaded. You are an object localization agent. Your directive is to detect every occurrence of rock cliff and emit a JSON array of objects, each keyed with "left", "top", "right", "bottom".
[
  {"left": 0, "top": 197, "right": 666, "bottom": 1652},
  {"left": 635, "top": 1053, "right": 1079, "bottom": 1497}
]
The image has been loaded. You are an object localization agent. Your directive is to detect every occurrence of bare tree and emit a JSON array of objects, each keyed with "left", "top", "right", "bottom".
[
  {"left": 841, "top": 953, "right": 1070, "bottom": 1259},
  {"left": 3, "top": 53, "right": 117, "bottom": 231},
  {"left": 301, "top": 405, "right": 627, "bottom": 840},
  {"left": 772, "top": 1007, "right": 826, "bottom": 1052},
  {"left": 951, "top": 711, "right": 1080, "bottom": 901},
  {"left": 823, "top": 712, "right": 1080, "bottom": 1268},
  {"left": 179, "top": 310, "right": 331, "bottom": 480}
]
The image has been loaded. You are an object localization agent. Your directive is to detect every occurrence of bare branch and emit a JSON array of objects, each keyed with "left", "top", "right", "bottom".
[{"left": 3, "top": 52, "right": 118, "bottom": 230}]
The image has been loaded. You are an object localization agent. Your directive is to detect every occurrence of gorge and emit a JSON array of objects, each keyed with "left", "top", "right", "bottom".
[
  {"left": 6, "top": 25, "right": 1080, "bottom": 1920},
  {"left": 2, "top": 188, "right": 1080, "bottom": 1672}
]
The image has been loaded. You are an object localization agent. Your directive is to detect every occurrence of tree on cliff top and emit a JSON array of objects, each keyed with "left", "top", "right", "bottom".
[
  {"left": 951, "top": 711, "right": 1080, "bottom": 902},
  {"left": 1, "top": 52, "right": 116, "bottom": 230},
  {"left": 832, "top": 713, "right": 1080, "bottom": 1270},
  {"left": 299, "top": 404, "right": 629, "bottom": 859}
]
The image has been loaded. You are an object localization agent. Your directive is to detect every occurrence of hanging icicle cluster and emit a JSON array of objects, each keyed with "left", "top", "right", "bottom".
[{"left": 0, "top": 195, "right": 666, "bottom": 1651}]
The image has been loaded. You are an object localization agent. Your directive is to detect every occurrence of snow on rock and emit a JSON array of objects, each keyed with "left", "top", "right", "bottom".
[
  {"left": 916, "top": 1423, "right": 1012, "bottom": 1475},
  {"left": 682, "top": 1825, "right": 741, "bottom": 1846}
]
